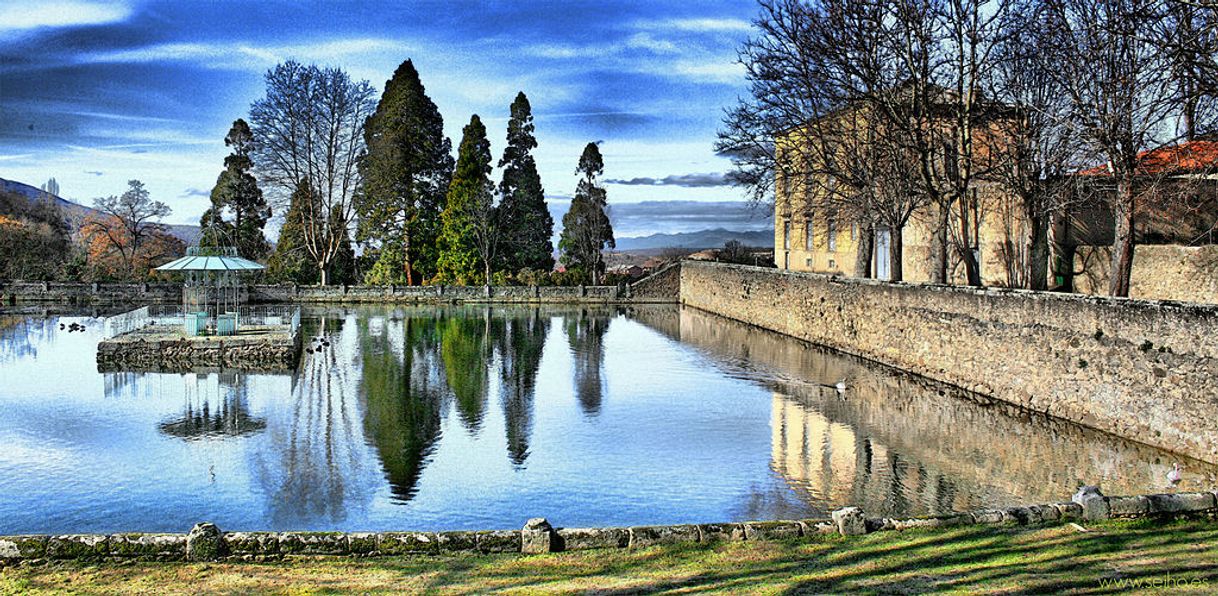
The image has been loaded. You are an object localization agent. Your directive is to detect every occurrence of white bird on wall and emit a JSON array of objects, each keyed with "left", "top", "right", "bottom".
[{"left": 1167, "top": 463, "right": 1184, "bottom": 485}]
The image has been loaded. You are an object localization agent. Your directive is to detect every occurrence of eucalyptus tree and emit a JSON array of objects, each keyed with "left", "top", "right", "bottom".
[{"left": 558, "top": 143, "right": 615, "bottom": 285}]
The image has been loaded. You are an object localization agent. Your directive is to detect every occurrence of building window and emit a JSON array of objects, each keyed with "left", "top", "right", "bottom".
[
  {"left": 804, "top": 217, "right": 813, "bottom": 250},
  {"left": 850, "top": 223, "right": 857, "bottom": 242},
  {"left": 782, "top": 219, "right": 790, "bottom": 250},
  {"left": 827, "top": 217, "right": 837, "bottom": 252}
]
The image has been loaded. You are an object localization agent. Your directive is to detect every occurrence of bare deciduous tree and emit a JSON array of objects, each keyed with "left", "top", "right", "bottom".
[{"left": 250, "top": 61, "right": 376, "bottom": 285}]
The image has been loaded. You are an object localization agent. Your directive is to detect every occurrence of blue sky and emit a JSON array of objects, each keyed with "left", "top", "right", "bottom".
[{"left": 0, "top": 0, "right": 770, "bottom": 236}]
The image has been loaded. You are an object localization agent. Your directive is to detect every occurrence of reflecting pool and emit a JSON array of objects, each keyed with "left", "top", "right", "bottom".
[{"left": 0, "top": 305, "right": 1212, "bottom": 534}]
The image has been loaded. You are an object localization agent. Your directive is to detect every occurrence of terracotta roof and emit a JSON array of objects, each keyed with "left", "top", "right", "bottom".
[{"left": 1079, "top": 140, "right": 1218, "bottom": 176}]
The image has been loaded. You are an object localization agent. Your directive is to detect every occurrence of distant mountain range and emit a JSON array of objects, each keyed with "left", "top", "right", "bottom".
[
  {"left": 613, "top": 228, "right": 773, "bottom": 251},
  {"left": 0, "top": 177, "right": 201, "bottom": 246},
  {"left": 3, "top": 175, "right": 771, "bottom": 253}
]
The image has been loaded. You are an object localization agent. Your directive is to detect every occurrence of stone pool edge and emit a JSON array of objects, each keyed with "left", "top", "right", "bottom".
[{"left": 2, "top": 487, "right": 1214, "bottom": 564}]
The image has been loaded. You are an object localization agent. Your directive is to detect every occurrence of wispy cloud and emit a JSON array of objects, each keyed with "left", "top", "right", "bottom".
[
  {"left": 605, "top": 173, "right": 731, "bottom": 188},
  {"left": 181, "top": 187, "right": 210, "bottom": 198},
  {"left": 0, "top": 1, "right": 131, "bottom": 34},
  {"left": 666, "top": 18, "right": 753, "bottom": 33},
  {"left": 83, "top": 170, "right": 104, "bottom": 176},
  {"left": 85, "top": 37, "right": 413, "bottom": 71},
  {"left": 631, "top": 18, "right": 753, "bottom": 33}
]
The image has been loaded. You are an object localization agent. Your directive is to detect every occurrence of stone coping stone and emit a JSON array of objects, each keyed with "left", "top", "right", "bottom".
[
  {"left": 110, "top": 534, "right": 186, "bottom": 558},
  {"left": 0, "top": 536, "right": 47, "bottom": 559},
  {"left": 278, "top": 532, "right": 349, "bottom": 555},
  {"left": 697, "top": 523, "right": 746, "bottom": 542},
  {"left": 5, "top": 490, "right": 1217, "bottom": 562},
  {"left": 47, "top": 535, "right": 110, "bottom": 559},
  {"left": 742, "top": 520, "right": 803, "bottom": 541},
  {"left": 475, "top": 530, "right": 520, "bottom": 553},
  {"left": 555, "top": 528, "right": 629, "bottom": 551},
  {"left": 627, "top": 524, "right": 701, "bottom": 549},
  {"left": 224, "top": 532, "right": 280, "bottom": 555},
  {"left": 1145, "top": 492, "right": 1217, "bottom": 514}
]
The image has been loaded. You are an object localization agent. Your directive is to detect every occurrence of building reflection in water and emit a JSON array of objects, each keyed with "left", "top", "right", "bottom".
[
  {"left": 158, "top": 372, "right": 267, "bottom": 440},
  {"left": 631, "top": 305, "right": 1218, "bottom": 517}
]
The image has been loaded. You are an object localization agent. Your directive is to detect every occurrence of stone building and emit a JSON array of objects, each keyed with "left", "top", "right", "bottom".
[{"left": 772, "top": 93, "right": 1024, "bottom": 287}]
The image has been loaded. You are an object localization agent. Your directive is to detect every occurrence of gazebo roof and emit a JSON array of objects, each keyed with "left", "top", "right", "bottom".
[{"left": 155, "top": 246, "right": 265, "bottom": 272}]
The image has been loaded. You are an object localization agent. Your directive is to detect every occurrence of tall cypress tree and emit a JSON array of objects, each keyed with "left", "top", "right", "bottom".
[
  {"left": 496, "top": 92, "right": 554, "bottom": 273},
  {"left": 436, "top": 115, "right": 494, "bottom": 285},
  {"left": 357, "top": 59, "right": 454, "bottom": 285},
  {"left": 558, "top": 143, "right": 614, "bottom": 284},
  {"left": 267, "top": 180, "right": 320, "bottom": 284},
  {"left": 200, "top": 119, "right": 271, "bottom": 259}
]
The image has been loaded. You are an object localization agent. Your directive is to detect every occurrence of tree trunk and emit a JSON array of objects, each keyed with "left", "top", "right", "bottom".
[
  {"left": 1026, "top": 212, "right": 1049, "bottom": 291},
  {"left": 1108, "top": 178, "right": 1136, "bottom": 297},
  {"left": 403, "top": 234, "right": 416, "bottom": 286},
  {"left": 853, "top": 222, "right": 874, "bottom": 278},
  {"left": 958, "top": 194, "right": 981, "bottom": 287},
  {"left": 930, "top": 205, "right": 948, "bottom": 283},
  {"left": 320, "top": 266, "right": 329, "bottom": 286},
  {"left": 890, "top": 225, "right": 904, "bottom": 282}
]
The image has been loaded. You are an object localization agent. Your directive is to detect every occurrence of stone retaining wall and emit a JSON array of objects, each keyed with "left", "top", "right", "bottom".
[
  {"left": 679, "top": 261, "right": 1218, "bottom": 463},
  {"left": 95, "top": 331, "right": 302, "bottom": 372},
  {"left": 1, "top": 280, "right": 670, "bottom": 305},
  {"left": 2, "top": 488, "right": 1212, "bottom": 563}
]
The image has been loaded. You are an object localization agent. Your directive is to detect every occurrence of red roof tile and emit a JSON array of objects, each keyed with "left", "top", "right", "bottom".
[{"left": 1079, "top": 140, "right": 1218, "bottom": 176}]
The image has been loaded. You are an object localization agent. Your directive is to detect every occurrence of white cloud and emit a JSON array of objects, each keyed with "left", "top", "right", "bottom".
[
  {"left": 85, "top": 37, "right": 414, "bottom": 71},
  {"left": 667, "top": 18, "right": 753, "bottom": 33},
  {"left": 665, "top": 60, "right": 746, "bottom": 84},
  {"left": 632, "top": 18, "right": 754, "bottom": 34},
  {"left": 0, "top": 1, "right": 130, "bottom": 33}
]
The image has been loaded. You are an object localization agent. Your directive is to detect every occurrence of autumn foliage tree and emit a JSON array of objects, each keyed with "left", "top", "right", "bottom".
[{"left": 82, "top": 180, "right": 181, "bottom": 280}]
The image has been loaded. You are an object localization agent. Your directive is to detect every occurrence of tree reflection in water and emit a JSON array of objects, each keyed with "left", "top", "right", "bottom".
[
  {"left": 441, "top": 310, "right": 492, "bottom": 431},
  {"left": 252, "top": 312, "right": 379, "bottom": 529},
  {"left": 359, "top": 309, "right": 447, "bottom": 502},
  {"left": 496, "top": 308, "right": 548, "bottom": 468},
  {"left": 565, "top": 309, "right": 610, "bottom": 416},
  {"left": 358, "top": 306, "right": 553, "bottom": 497}
]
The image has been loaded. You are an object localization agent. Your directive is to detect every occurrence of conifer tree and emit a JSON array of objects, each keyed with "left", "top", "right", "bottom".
[
  {"left": 200, "top": 119, "right": 271, "bottom": 259},
  {"left": 496, "top": 92, "right": 554, "bottom": 274},
  {"left": 558, "top": 143, "right": 614, "bottom": 284},
  {"left": 357, "top": 59, "right": 454, "bottom": 285},
  {"left": 325, "top": 204, "right": 358, "bottom": 285},
  {"left": 436, "top": 115, "right": 495, "bottom": 285},
  {"left": 267, "top": 180, "right": 320, "bottom": 284}
]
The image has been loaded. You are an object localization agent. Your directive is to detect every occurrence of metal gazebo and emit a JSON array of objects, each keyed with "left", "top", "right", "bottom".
[{"left": 155, "top": 246, "right": 264, "bottom": 336}]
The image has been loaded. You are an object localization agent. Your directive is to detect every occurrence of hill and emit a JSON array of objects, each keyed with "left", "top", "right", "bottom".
[
  {"left": 0, "top": 177, "right": 201, "bottom": 246},
  {"left": 613, "top": 228, "right": 773, "bottom": 251}
]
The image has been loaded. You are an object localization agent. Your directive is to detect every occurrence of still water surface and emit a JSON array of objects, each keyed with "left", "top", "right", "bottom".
[{"left": 0, "top": 305, "right": 1212, "bottom": 534}]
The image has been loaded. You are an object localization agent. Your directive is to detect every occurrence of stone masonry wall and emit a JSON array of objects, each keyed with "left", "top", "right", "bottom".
[
  {"left": 679, "top": 261, "right": 1218, "bottom": 462},
  {"left": 1, "top": 280, "right": 667, "bottom": 305},
  {"left": 1074, "top": 244, "right": 1218, "bottom": 304}
]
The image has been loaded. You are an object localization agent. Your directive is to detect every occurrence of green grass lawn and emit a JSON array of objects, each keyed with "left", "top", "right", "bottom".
[{"left": 3, "top": 518, "right": 1216, "bottom": 594}]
